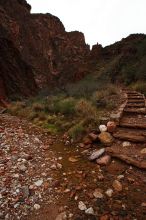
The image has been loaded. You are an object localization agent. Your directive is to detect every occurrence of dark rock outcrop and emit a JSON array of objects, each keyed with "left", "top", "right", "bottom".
[{"left": 90, "top": 34, "right": 146, "bottom": 84}]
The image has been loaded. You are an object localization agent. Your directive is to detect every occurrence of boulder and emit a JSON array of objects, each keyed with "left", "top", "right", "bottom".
[
  {"left": 99, "top": 125, "right": 107, "bottom": 132},
  {"left": 96, "top": 155, "right": 111, "bottom": 166},
  {"left": 98, "top": 132, "right": 114, "bottom": 146},
  {"left": 88, "top": 133, "right": 98, "bottom": 141},
  {"left": 107, "top": 121, "right": 116, "bottom": 133},
  {"left": 89, "top": 148, "right": 105, "bottom": 161}
]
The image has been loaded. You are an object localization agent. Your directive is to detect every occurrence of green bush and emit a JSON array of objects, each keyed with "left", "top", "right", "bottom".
[{"left": 48, "top": 97, "right": 76, "bottom": 115}]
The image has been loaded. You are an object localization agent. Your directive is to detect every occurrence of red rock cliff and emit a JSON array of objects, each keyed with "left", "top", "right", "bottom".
[{"left": 0, "top": 0, "right": 90, "bottom": 98}]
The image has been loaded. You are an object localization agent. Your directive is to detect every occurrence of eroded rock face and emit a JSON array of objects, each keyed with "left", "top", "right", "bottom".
[{"left": 0, "top": 0, "right": 90, "bottom": 98}]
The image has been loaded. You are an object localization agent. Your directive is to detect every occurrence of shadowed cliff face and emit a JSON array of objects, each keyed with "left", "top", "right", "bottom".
[
  {"left": 0, "top": 37, "right": 37, "bottom": 99},
  {"left": 0, "top": 0, "right": 90, "bottom": 99}
]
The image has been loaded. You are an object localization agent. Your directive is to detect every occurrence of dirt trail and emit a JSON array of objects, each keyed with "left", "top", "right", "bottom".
[{"left": 0, "top": 90, "right": 146, "bottom": 220}]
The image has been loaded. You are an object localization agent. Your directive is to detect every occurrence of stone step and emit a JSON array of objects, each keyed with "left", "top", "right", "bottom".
[{"left": 113, "top": 128, "right": 146, "bottom": 143}]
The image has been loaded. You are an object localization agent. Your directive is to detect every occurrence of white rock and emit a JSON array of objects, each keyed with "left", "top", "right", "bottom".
[
  {"left": 85, "top": 207, "right": 94, "bottom": 215},
  {"left": 57, "top": 163, "right": 62, "bottom": 169},
  {"left": 34, "top": 179, "right": 43, "bottom": 187},
  {"left": 78, "top": 201, "right": 87, "bottom": 211},
  {"left": 34, "top": 204, "right": 41, "bottom": 210},
  {"left": 93, "top": 189, "right": 104, "bottom": 199},
  {"left": 117, "top": 175, "right": 124, "bottom": 180},
  {"left": 99, "top": 125, "right": 107, "bottom": 132},
  {"left": 13, "top": 174, "right": 19, "bottom": 178},
  {"left": 89, "top": 148, "right": 105, "bottom": 161},
  {"left": 50, "top": 164, "right": 57, "bottom": 170},
  {"left": 122, "top": 141, "right": 131, "bottom": 147},
  {"left": 105, "top": 188, "right": 113, "bottom": 197},
  {"left": 18, "top": 164, "right": 27, "bottom": 172}
]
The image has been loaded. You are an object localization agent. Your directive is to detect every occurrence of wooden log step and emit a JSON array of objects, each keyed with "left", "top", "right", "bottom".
[
  {"left": 106, "top": 147, "right": 146, "bottom": 169},
  {"left": 126, "top": 103, "right": 145, "bottom": 108},
  {"left": 127, "top": 99, "right": 145, "bottom": 104},
  {"left": 120, "top": 122, "right": 146, "bottom": 129},
  {"left": 113, "top": 128, "right": 146, "bottom": 142},
  {"left": 124, "top": 108, "right": 146, "bottom": 114},
  {"left": 126, "top": 92, "right": 140, "bottom": 95},
  {"left": 127, "top": 96, "right": 144, "bottom": 99},
  {"left": 127, "top": 97, "right": 144, "bottom": 101}
]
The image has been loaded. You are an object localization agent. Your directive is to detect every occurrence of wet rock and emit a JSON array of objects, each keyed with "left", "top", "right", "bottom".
[
  {"left": 93, "top": 188, "right": 104, "bottom": 199},
  {"left": 89, "top": 148, "right": 105, "bottom": 161},
  {"left": 98, "top": 132, "right": 114, "bottom": 146},
  {"left": 88, "top": 133, "right": 98, "bottom": 141},
  {"left": 122, "top": 141, "right": 131, "bottom": 147},
  {"left": 140, "top": 148, "right": 146, "bottom": 154},
  {"left": 112, "top": 180, "right": 123, "bottom": 192},
  {"left": 96, "top": 155, "right": 111, "bottom": 166},
  {"left": 85, "top": 207, "right": 94, "bottom": 215},
  {"left": 105, "top": 188, "right": 113, "bottom": 197},
  {"left": 99, "top": 125, "right": 107, "bottom": 132},
  {"left": 78, "top": 201, "right": 87, "bottom": 211},
  {"left": 107, "top": 121, "right": 116, "bottom": 133}
]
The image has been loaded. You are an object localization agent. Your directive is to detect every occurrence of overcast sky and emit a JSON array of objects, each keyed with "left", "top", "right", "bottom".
[{"left": 27, "top": 0, "right": 146, "bottom": 47}]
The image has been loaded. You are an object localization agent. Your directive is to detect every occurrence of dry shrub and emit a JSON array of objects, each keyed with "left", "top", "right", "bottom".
[{"left": 75, "top": 99, "right": 98, "bottom": 122}]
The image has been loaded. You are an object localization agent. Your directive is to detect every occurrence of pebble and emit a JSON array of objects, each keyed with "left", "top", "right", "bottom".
[
  {"left": 117, "top": 175, "right": 124, "bottom": 180},
  {"left": 78, "top": 201, "right": 87, "bottom": 211},
  {"left": 34, "top": 179, "right": 43, "bottom": 187},
  {"left": 85, "top": 207, "right": 94, "bottom": 215},
  {"left": 34, "top": 204, "right": 41, "bottom": 210},
  {"left": 105, "top": 188, "right": 113, "bottom": 197},
  {"left": 18, "top": 164, "right": 27, "bottom": 172},
  {"left": 122, "top": 141, "right": 131, "bottom": 147},
  {"left": 93, "top": 188, "right": 104, "bottom": 199},
  {"left": 112, "top": 180, "right": 123, "bottom": 192}
]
